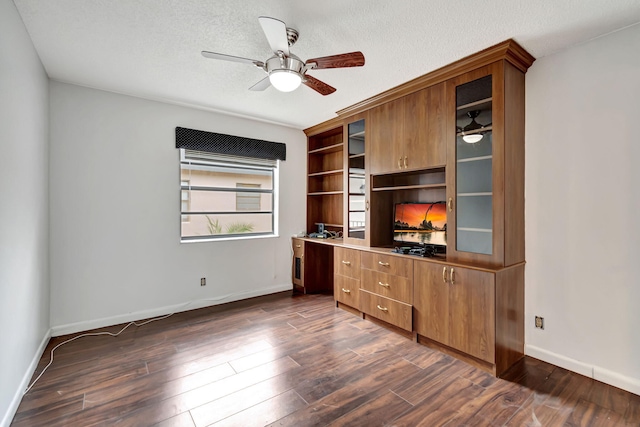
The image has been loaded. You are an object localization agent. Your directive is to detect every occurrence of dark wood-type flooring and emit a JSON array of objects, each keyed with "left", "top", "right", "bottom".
[{"left": 12, "top": 293, "right": 640, "bottom": 426}]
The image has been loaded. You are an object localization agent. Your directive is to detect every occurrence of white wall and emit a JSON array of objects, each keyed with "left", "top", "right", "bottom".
[
  {"left": 0, "top": 0, "right": 51, "bottom": 425},
  {"left": 526, "top": 23, "right": 640, "bottom": 394},
  {"left": 49, "top": 82, "right": 307, "bottom": 332}
]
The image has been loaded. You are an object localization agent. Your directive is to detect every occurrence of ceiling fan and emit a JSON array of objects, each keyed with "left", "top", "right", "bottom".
[{"left": 201, "top": 16, "right": 365, "bottom": 95}]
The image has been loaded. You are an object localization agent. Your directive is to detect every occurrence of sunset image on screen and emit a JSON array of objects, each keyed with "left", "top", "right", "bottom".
[{"left": 395, "top": 202, "right": 446, "bottom": 230}]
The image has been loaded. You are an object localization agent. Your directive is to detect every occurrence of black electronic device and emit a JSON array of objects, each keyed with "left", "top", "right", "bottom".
[{"left": 392, "top": 243, "right": 443, "bottom": 258}]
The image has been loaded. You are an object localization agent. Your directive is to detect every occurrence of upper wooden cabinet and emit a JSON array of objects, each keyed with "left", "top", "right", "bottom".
[
  {"left": 369, "top": 98, "right": 403, "bottom": 174},
  {"left": 369, "top": 83, "right": 446, "bottom": 175},
  {"left": 445, "top": 61, "right": 525, "bottom": 268},
  {"left": 404, "top": 83, "right": 447, "bottom": 171}
]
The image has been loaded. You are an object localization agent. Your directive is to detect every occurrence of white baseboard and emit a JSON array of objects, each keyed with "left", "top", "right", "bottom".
[
  {"left": 51, "top": 283, "right": 292, "bottom": 337},
  {"left": 525, "top": 345, "right": 640, "bottom": 396},
  {"left": 2, "top": 328, "right": 52, "bottom": 427}
]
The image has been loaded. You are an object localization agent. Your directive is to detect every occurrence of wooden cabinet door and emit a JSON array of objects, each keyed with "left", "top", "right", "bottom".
[
  {"left": 448, "top": 266, "right": 495, "bottom": 363},
  {"left": 369, "top": 98, "right": 404, "bottom": 174},
  {"left": 292, "top": 238, "right": 304, "bottom": 289},
  {"left": 413, "top": 261, "right": 449, "bottom": 344},
  {"left": 403, "top": 83, "right": 447, "bottom": 170}
]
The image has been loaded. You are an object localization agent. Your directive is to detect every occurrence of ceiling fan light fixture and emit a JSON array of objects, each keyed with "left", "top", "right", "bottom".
[
  {"left": 461, "top": 110, "right": 485, "bottom": 144},
  {"left": 462, "top": 134, "right": 484, "bottom": 144},
  {"left": 269, "top": 69, "right": 302, "bottom": 92}
]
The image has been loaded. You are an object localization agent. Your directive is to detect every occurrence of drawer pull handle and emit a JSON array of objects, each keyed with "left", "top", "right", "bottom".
[
  {"left": 404, "top": 156, "right": 408, "bottom": 168},
  {"left": 450, "top": 267, "right": 455, "bottom": 285},
  {"left": 378, "top": 261, "right": 390, "bottom": 267},
  {"left": 295, "top": 244, "right": 301, "bottom": 248},
  {"left": 341, "top": 260, "right": 351, "bottom": 265},
  {"left": 378, "top": 281, "right": 390, "bottom": 288},
  {"left": 442, "top": 266, "right": 447, "bottom": 283},
  {"left": 448, "top": 197, "right": 453, "bottom": 212},
  {"left": 397, "top": 158, "right": 402, "bottom": 169},
  {"left": 377, "top": 305, "right": 388, "bottom": 312},
  {"left": 342, "top": 288, "right": 351, "bottom": 294}
]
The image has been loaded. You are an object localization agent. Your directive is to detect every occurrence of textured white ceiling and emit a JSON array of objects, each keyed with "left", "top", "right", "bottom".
[{"left": 13, "top": 0, "right": 640, "bottom": 129}]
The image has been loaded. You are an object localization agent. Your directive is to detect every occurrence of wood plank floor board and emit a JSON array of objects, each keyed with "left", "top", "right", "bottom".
[
  {"left": 11, "top": 293, "right": 640, "bottom": 427},
  {"left": 388, "top": 376, "right": 485, "bottom": 427},
  {"left": 154, "top": 411, "right": 196, "bottom": 427},
  {"left": 390, "top": 355, "right": 475, "bottom": 405},
  {"left": 18, "top": 358, "right": 149, "bottom": 412},
  {"left": 443, "top": 381, "right": 532, "bottom": 426},
  {"left": 209, "top": 389, "right": 307, "bottom": 427},
  {"left": 324, "top": 391, "right": 413, "bottom": 427},
  {"left": 268, "top": 357, "right": 422, "bottom": 427}
]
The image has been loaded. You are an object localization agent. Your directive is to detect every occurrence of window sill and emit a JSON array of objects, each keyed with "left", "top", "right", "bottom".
[{"left": 180, "top": 233, "right": 279, "bottom": 244}]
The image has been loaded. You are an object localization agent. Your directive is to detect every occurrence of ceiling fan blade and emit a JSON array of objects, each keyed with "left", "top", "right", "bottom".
[
  {"left": 303, "top": 75, "right": 336, "bottom": 96},
  {"left": 258, "top": 16, "right": 289, "bottom": 55},
  {"left": 201, "top": 51, "right": 264, "bottom": 68},
  {"left": 306, "top": 51, "right": 365, "bottom": 69},
  {"left": 249, "top": 76, "right": 271, "bottom": 91}
]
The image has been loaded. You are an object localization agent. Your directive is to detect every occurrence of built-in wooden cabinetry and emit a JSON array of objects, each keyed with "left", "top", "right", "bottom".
[
  {"left": 445, "top": 62, "right": 525, "bottom": 268},
  {"left": 307, "top": 126, "right": 344, "bottom": 235},
  {"left": 292, "top": 238, "right": 333, "bottom": 294},
  {"left": 343, "top": 113, "right": 370, "bottom": 246},
  {"left": 299, "top": 39, "right": 534, "bottom": 377},
  {"left": 369, "top": 84, "right": 447, "bottom": 175},
  {"left": 360, "top": 252, "right": 413, "bottom": 331},
  {"left": 334, "top": 247, "right": 361, "bottom": 308}
]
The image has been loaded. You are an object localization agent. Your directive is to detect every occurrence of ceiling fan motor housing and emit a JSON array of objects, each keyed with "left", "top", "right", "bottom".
[{"left": 265, "top": 53, "right": 305, "bottom": 77}]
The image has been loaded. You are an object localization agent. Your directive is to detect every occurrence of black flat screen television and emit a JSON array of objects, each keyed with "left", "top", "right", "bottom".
[{"left": 393, "top": 201, "right": 447, "bottom": 248}]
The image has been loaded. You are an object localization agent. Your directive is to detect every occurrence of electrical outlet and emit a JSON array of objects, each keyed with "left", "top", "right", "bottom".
[
  {"left": 200, "top": 277, "right": 206, "bottom": 286},
  {"left": 535, "top": 316, "right": 544, "bottom": 330}
]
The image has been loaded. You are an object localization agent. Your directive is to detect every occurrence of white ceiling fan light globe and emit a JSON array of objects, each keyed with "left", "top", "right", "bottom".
[
  {"left": 269, "top": 70, "right": 302, "bottom": 92},
  {"left": 462, "top": 134, "right": 483, "bottom": 144}
]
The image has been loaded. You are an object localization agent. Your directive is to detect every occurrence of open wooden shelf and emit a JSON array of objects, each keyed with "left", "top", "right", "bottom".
[
  {"left": 308, "top": 169, "right": 343, "bottom": 177},
  {"left": 372, "top": 183, "right": 446, "bottom": 192},
  {"left": 308, "top": 191, "right": 344, "bottom": 196},
  {"left": 309, "top": 143, "right": 344, "bottom": 155}
]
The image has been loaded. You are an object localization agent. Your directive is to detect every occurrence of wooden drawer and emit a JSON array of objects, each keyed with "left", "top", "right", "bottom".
[
  {"left": 361, "top": 252, "right": 412, "bottom": 278},
  {"left": 361, "top": 269, "right": 412, "bottom": 304},
  {"left": 360, "top": 289, "right": 412, "bottom": 331},
  {"left": 292, "top": 238, "right": 304, "bottom": 257},
  {"left": 334, "top": 275, "right": 360, "bottom": 308},
  {"left": 334, "top": 247, "right": 361, "bottom": 280}
]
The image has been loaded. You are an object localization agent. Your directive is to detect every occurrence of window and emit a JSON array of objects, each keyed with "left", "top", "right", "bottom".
[
  {"left": 236, "top": 183, "right": 261, "bottom": 211},
  {"left": 181, "top": 180, "right": 190, "bottom": 222},
  {"left": 179, "top": 149, "right": 278, "bottom": 241}
]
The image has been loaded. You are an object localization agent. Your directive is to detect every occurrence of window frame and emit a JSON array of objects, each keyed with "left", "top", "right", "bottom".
[{"left": 179, "top": 149, "right": 279, "bottom": 242}]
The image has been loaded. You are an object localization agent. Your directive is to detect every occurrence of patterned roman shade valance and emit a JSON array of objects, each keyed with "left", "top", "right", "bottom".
[{"left": 175, "top": 126, "right": 286, "bottom": 161}]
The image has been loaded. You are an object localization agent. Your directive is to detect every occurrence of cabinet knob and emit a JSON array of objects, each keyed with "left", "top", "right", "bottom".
[
  {"left": 378, "top": 281, "right": 390, "bottom": 288},
  {"left": 341, "top": 260, "right": 351, "bottom": 265},
  {"left": 295, "top": 244, "right": 301, "bottom": 248},
  {"left": 442, "top": 266, "right": 448, "bottom": 283},
  {"left": 376, "top": 305, "right": 388, "bottom": 312},
  {"left": 378, "top": 261, "right": 390, "bottom": 267},
  {"left": 342, "top": 288, "right": 351, "bottom": 294}
]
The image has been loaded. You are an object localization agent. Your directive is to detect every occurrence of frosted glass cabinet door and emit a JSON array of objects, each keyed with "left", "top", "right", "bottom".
[{"left": 455, "top": 75, "right": 493, "bottom": 255}]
